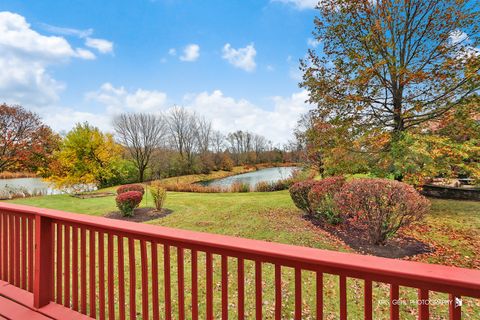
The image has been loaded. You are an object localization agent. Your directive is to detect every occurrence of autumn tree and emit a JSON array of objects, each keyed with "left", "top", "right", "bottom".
[
  {"left": 167, "top": 107, "right": 199, "bottom": 172},
  {"left": 0, "top": 104, "right": 59, "bottom": 173},
  {"left": 114, "top": 113, "right": 167, "bottom": 182},
  {"left": 301, "top": 0, "right": 480, "bottom": 180},
  {"left": 48, "top": 123, "right": 123, "bottom": 189}
]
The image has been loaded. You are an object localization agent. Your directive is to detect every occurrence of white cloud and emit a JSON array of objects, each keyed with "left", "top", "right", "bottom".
[
  {"left": 0, "top": 11, "right": 97, "bottom": 107},
  {"left": 168, "top": 48, "right": 177, "bottom": 56},
  {"left": 86, "top": 82, "right": 168, "bottom": 114},
  {"left": 75, "top": 48, "right": 96, "bottom": 60},
  {"left": 38, "top": 106, "right": 111, "bottom": 134},
  {"left": 85, "top": 37, "right": 114, "bottom": 54},
  {"left": 450, "top": 30, "right": 468, "bottom": 45},
  {"left": 448, "top": 30, "right": 480, "bottom": 60},
  {"left": 183, "top": 89, "right": 312, "bottom": 143},
  {"left": 221, "top": 43, "right": 257, "bottom": 72},
  {"left": 41, "top": 24, "right": 94, "bottom": 38},
  {"left": 307, "top": 37, "right": 320, "bottom": 47},
  {"left": 180, "top": 44, "right": 200, "bottom": 62},
  {"left": 86, "top": 83, "right": 311, "bottom": 143},
  {"left": 271, "top": 0, "right": 318, "bottom": 10}
]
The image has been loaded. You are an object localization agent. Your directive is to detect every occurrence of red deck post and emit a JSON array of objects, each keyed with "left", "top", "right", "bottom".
[{"left": 33, "top": 215, "right": 53, "bottom": 308}]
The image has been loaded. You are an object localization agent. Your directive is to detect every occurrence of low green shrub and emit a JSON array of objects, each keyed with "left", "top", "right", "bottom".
[
  {"left": 150, "top": 181, "right": 167, "bottom": 210},
  {"left": 116, "top": 190, "right": 143, "bottom": 217},
  {"left": 335, "top": 178, "right": 430, "bottom": 244}
]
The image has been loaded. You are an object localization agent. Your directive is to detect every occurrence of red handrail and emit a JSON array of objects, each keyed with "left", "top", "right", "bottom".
[{"left": 0, "top": 202, "right": 478, "bottom": 319}]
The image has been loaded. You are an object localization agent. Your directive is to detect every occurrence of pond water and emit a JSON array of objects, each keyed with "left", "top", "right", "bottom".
[
  {"left": 0, "top": 177, "right": 61, "bottom": 196},
  {"left": 200, "top": 166, "right": 299, "bottom": 188}
]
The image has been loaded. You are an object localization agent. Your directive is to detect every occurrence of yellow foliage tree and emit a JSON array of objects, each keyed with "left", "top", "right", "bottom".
[{"left": 48, "top": 123, "right": 123, "bottom": 190}]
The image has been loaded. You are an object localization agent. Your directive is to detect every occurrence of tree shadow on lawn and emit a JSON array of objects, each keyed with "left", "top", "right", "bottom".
[
  {"left": 305, "top": 216, "right": 433, "bottom": 259},
  {"left": 106, "top": 207, "right": 173, "bottom": 222}
]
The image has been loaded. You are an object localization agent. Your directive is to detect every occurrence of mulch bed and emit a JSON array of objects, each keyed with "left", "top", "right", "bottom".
[
  {"left": 73, "top": 192, "right": 115, "bottom": 199},
  {"left": 305, "top": 216, "right": 433, "bottom": 259},
  {"left": 105, "top": 208, "right": 173, "bottom": 222}
]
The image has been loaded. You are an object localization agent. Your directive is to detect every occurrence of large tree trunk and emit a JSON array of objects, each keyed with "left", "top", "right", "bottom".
[{"left": 138, "top": 166, "right": 145, "bottom": 183}]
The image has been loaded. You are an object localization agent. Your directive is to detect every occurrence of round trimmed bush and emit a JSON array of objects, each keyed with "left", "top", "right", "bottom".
[
  {"left": 334, "top": 178, "right": 430, "bottom": 245},
  {"left": 307, "top": 176, "right": 345, "bottom": 224},
  {"left": 289, "top": 180, "right": 319, "bottom": 214},
  {"left": 117, "top": 184, "right": 145, "bottom": 196},
  {"left": 116, "top": 190, "right": 143, "bottom": 217}
]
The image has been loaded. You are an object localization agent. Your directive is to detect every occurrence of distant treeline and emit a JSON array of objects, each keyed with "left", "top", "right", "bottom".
[{"left": 0, "top": 103, "right": 302, "bottom": 188}]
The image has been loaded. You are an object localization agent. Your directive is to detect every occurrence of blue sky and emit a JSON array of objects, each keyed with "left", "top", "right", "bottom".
[{"left": 0, "top": 0, "right": 319, "bottom": 143}]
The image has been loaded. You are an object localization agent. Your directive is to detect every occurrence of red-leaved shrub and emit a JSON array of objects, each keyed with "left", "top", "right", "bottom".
[
  {"left": 334, "top": 178, "right": 430, "bottom": 244},
  {"left": 116, "top": 191, "right": 143, "bottom": 217},
  {"left": 307, "top": 176, "right": 345, "bottom": 224},
  {"left": 117, "top": 184, "right": 145, "bottom": 196},
  {"left": 289, "top": 180, "right": 319, "bottom": 214}
]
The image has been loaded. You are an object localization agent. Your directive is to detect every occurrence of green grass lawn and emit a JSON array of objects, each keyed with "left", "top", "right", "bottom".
[{"left": 6, "top": 191, "right": 480, "bottom": 319}]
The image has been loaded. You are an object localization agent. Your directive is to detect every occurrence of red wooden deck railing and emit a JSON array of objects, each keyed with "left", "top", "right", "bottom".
[{"left": 0, "top": 202, "right": 479, "bottom": 319}]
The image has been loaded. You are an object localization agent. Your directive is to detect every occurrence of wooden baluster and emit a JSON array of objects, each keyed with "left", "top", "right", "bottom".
[
  {"left": 448, "top": 294, "right": 461, "bottom": 320},
  {"left": 27, "top": 217, "right": 34, "bottom": 292},
  {"left": 8, "top": 214, "right": 13, "bottom": 283},
  {"left": 237, "top": 258, "right": 245, "bottom": 320},
  {"left": 80, "top": 227, "right": 87, "bottom": 314},
  {"left": 140, "top": 240, "right": 149, "bottom": 320},
  {"left": 98, "top": 231, "right": 106, "bottom": 320},
  {"left": 255, "top": 261, "right": 262, "bottom": 320},
  {"left": 151, "top": 243, "right": 159, "bottom": 320},
  {"left": 118, "top": 236, "right": 126, "bottom": 320},
  {"left": 14, "top": 216, "right": 20, "bottom": 287},
  {"left": 178, "top": 247, "right": 185, "bottom": 320},
  {"left": 221, "top": 255, "right": 228, "bottom": 320},
  {"left": 64, "top": 225, "right": 71, "bottom": 307},
  {"left": 339, "top": 275, "right": 347, "bottom": 320},
  {"left": 316, "top": 272, "right": 324, "bottom": 320},
  {"left": 418, "top": 289, "right": 429, "bottom": 320},
  {"left": 295, "top": 268, "right": 302, "bottom": 320},
  {"left": 56, "top": 223, "right": 62, "bottom": 304},
  {"left": 206, "top": 252, "right": 213, "bottom": 320},
  {"left": 72, "top": 226, "right": 79, "bottom": 311},
  {"left": 390, "top": 284, "right": 399, "bottom": 320},
  {"left": 364, "top": 279, "right": 372, "bottom": 320},
  {"left": 164, "top": 244, "right": 172, "bottom": 320},
  {"left": 21, "top": 217, "right": 27, "bottom": 290},
  {"left": 128, "top": 238, "right": 136, "bottom": 320},
  {"left": 191, "top": 250, "right": 198, "bottom": 320},
  {"left": 89, "top": 230, "right": 97, "bottom": 318},
  {"left": 274, "top": 265, "right": 282, "bottom": 320},
  {"left": 2, "top": 213, "right": 7, "bottom": 281},
  {"left": 107, "top": 234, "right": 115, "bottom": 319}
]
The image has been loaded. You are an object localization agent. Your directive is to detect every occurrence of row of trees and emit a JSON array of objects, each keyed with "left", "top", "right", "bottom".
[
  {"left": 297, "top": 0, "right": 480, "bottom": 185},
  {"left": 0, "top": 104, "right": 299, "bottom": 188},
  {"left": 113, "top": 107, "right": 300, "bottom": 182}
]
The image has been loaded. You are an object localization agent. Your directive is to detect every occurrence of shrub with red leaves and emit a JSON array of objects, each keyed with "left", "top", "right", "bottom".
[
  {"left": 289, "top": 180, "right": 319, "bottom": 214},
  {"left": 115, "top": 191, "right": 143, "bottom": 217},
  {"left": 335, "top": 178, "right": 430, "bottom": 245},
  {"left": 307, "top": 176, "right": 345, "bottom": 224},
  {"left": 117, "top": 184, "right": 145, "bottom": 196}
]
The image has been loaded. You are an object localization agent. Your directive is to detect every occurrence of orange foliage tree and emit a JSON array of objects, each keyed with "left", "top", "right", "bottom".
[{"left": 0, "top": 104, "right": 59, "bottom": 173}]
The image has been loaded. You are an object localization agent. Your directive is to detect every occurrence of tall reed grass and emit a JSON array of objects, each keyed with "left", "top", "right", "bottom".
[{"left": 0, "top": 171, "right": 37, "bottom": 179}]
